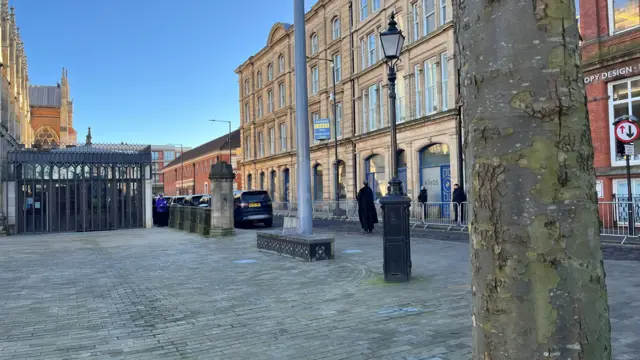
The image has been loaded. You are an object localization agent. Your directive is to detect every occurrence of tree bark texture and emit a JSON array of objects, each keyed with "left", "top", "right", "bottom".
[{"left": 453, "top": 0, "right": 612, "bottom": 358}]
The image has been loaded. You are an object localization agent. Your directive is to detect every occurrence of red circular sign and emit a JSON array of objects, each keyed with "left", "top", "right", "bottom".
[{"left": 615, "top": 120, "right": 640, "bottom": 143}]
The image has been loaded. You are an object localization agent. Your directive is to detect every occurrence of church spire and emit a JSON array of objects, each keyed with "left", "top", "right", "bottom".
[{"left": 86, "top": 127, "right": 92, "bottom": 146}]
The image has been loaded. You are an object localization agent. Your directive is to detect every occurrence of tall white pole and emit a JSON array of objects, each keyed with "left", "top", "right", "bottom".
[{"left": 294, "top": 0, "right": 313, "bottom": 235}]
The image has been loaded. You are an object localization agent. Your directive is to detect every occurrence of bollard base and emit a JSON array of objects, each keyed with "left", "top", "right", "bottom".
[{"left": 209, "top": 228, "right": 235, "bottom": 237}]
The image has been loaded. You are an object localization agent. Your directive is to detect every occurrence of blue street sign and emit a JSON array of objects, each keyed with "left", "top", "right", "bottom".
[{"left": 313, "top": 118, "right": 331, "bottom": 141}]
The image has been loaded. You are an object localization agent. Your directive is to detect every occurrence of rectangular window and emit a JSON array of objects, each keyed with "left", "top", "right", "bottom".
[
  {"left": 441, "top": 52, "right": 448, "bottom": 111},
  {"left": 610, "top": 76, "right": 640, "bottom": 164},
  {"left": 373, "top": 0, "right": 380, "bottom": 11},
  {"left": 312, "top": 112, "right": 320, "bottom": 143},
  {"left": 362, "top": 90, "right": 368, "bottom": 133},
  {"left": 336, "top": 102, "right": 343, "bottom": 137},
  {"left": 360, "top": 39, "right": 366, "bottom": 71},
  {"left": 280, "top": 123, "right": 287, "bottom": 151},
  {"left": 424, "top": 58, "right": 438, "bottom": 114},
  {"left": 423, "top": 0, "right": 436, "bottom": 36},
  {"left": 269, "top": 127, "right": 275, "bottom": 155},
  {"left": 609, "top": 0, "right": 640, "bottom": 34},
  {"left": 279, "top": 83, "right": 286, "bottom": 107},
  {"left": 268, "top": 65, "right": 273, "bottom": 80},
  {"left": 440, "top": 0, "right": 447, "bottom": 25},
  {"left": 333, "top": 54, "right": 342, "bottom": 82},
  {"left": 164, "top": 151, "right": 175, "bottom": 161},
  {"left": 379, "top": 82, "right": 385, "bottom": 128},
  {"left": 312, "top": 66, "right": 319, "bottom": 94},
  {"left": 412, "top": 3, "right": 420, "bottom": 41},
  {"left": 258, "top": 132, "right": 264, "bottom": 157},
  {"left": 152, "top": 152, "right": 159, "bottom": 161},
  {"left": 361, "top": 0, "right": 368, "bottom": 21},
  {"left": 245, "top": 135, "right": 251, "bottom": 159},
  {"left": 333, "top": 18, "right": 341, "bottom": 40},
  {"left": 244, "top": 102, "right": 250, "bottom": 123},
  {"left": 258, "top": 96, "right": 263, "bottom": 118},
  {"left": 368, "top": 84, "right": 378, "bottom": 132},
  {"left": 414, "top": 64, "right": 422, "bottom": 117},
  {"left": 268, "top": 90, "right": 274, "bottom": 113},
  {"left": 368, "top": 33, "right": 377, "bottom": 66}
]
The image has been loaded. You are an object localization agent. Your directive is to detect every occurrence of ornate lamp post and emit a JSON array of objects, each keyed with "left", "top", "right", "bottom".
[{"left": 379, "top": 12, "right": 411, "bottom": 283}]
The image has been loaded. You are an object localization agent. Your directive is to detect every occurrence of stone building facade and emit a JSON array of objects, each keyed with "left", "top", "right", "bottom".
[
  {"left": 236, "top": 0, "right": 459, "bottom": 204},
  {"left": 579, "top": 0, "right": 640, "bottom": 202},
  {"left": 162, "top": 130, "right": 241, "bottom": 196}
]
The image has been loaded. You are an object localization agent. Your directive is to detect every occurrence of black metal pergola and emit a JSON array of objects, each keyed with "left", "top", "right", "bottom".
[{"left": 6, "top": 144, "right": 152, "bottom": 234}]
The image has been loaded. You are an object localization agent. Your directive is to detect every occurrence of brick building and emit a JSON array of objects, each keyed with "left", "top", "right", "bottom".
[
  {"left": 162, "top": 130, "right": 241, "bottom": 196},
  {"left": 236, "top": 0, "right": 459, "bottom": 204},
  {"left": 150, "top": 144, "right": 190, "bottom": 195},
  {"left": 579, "top": 0, "right": 640, "bottom": 201}
]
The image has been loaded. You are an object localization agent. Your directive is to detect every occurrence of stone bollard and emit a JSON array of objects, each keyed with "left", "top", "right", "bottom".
[
  {"left": 188, "top": 207, "right": 197, "bottom": 233},
  {"left": 209, "top": 161, "right": 235, "bottom": 237},
  {"left": 169, "top": 205, "right": 177, "bottom": 228},
  {"left": 178, "top": 206, "right": 186, "bottom": 230},
  {"left": 196, "top": 207, "right": 211, "bottom": 237}
]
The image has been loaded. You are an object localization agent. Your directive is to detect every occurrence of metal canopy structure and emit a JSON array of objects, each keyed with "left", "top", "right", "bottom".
[{"left": 6, "top": 144, "right": 152, "bottom": 235}]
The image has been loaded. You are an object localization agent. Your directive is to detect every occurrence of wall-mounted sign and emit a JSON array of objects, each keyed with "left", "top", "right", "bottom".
[
  {"left": 313, "top": 118, "right": 331, "bottom": 141},
  {"left": 584, "top": 63, "right": 640, "bottom": 84}
]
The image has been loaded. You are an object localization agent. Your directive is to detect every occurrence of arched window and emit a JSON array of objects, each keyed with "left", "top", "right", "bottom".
[
  {"left": 313, "top": 164, "right": 323, "bottom": 201},
  {"left": 337, "top": 160, "right": 347, "bottom": 199},
  {"left": 204, "top": 182, "right": 209, "bottom": 195},
  {"left": 259, "top": 171, "right": 265, "bottom": 190},
  {"left": 332, "top": 17, "right": 341, "bottom": 40},
  {"left": 397, "top": 149, "right": 408, "bottom": 194},
  {"left": 257, "top": 71, "right": 263, "bottom": 88},
  {"left": 270, "top": 170, "right": 277, "bottom": 200},
  {"left": 268, "top": 63, "right": 274, "bottom": 81},
  {"left": 257, "top": 96, "right": 263, "bottom": 118},
  {"left": 278, "top": 55, "right": 285, "bottom": 72},
  {"left": 247, "top": 174, "right": 253, "bottom": 190},
  {"left": 365, "top": 154, "right": 386, "bottom": 200},
  {"left": 244, "top": 79, "right": 250, "bottom": 95},
  {"left": 311, "top": 33, "right": 318, "bottom": 54},
  {"left": 419, "top": 143, "right": 451, "bottom": 203}
]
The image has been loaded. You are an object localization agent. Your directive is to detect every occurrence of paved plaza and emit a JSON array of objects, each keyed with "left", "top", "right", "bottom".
[{"left": 0, "top": 227, "right": 638, "bottom": 360}]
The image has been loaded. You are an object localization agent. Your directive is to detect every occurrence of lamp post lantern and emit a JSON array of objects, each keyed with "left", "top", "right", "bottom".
[
  {"left": 209, "top": 119, "right": 233, "bottom": 165},
  {"left": 379, "top": 12, "right": 412, "bottom": 283}
]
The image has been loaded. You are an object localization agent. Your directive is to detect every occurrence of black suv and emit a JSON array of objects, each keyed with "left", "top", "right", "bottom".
[{"left": 234, "top": 190, "right": 273, "bottom": 227}]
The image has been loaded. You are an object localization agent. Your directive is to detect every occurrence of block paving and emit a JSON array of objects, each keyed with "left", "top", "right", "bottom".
[{"left": 0, "top": 227, "right": 638, "bottom": 359}]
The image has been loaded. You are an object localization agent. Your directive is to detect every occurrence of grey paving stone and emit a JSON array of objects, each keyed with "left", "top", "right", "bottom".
[{"left": 0, "top": 227, "right": 637, "bottom": 360}]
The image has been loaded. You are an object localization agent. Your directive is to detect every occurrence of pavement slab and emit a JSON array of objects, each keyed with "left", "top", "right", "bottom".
[{"left": 0, "top": 226, "right": 637, "bottom": 359}]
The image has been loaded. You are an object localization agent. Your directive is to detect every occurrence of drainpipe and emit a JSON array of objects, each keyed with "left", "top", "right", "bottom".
[{"left": 348, "top": 1, "right": 358, "bottom": 199}]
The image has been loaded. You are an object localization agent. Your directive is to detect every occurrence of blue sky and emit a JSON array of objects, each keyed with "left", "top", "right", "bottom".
[{"left": 17, "top": 0, "right": 316, "bottom": 148}]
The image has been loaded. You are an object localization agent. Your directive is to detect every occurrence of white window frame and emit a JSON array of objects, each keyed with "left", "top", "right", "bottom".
[
  {"left": 596, "top": 180, "right": 604, "bottom": 199},
  {"left": 268, "top": 90, "right": 274, "bottom": 113},
  {"left": 441, "top": 52, "right": 448, "bottom": 111},
  {"left": 361, "top": 0, "right": 368, "bottom": 21},
  {"left": 608, "top": 75, "right": 640, "bottom": 166},
  {"left": 368, "top": 84, "right": 378, "bottom": 132},
  {"left": 269, "top": 127, "right": 276, "bottom": 155},
  {"left": 244, "top": 79, "right": 250, "bottom": 95},
  {"left": 312, "top": 66, "right": 319, "bottom": 94},
  {"left": 311, "top": 34, "right": 319, "bottom": 54},
  {"left": 423, "top": 0, "right": 436, "bottom": 36},
  {"left": 280, "top": 123, "right": 287, "bottom": 151},
  {"left": 373, "top": 0, "right": 380, "bottom": 12},
  {"left": 332, "top": 17, "right": 341, "bottom": 40},
  {"left": 368, "top": 33, "right": 377, "bottom": 66},
  {"left": 362, "top": 89, "right": 368, "bottom": 133},
  {"left": 333, "top": 54, "right": 341, "bottom": 82},
  {"left": 608, "top": 0, "right": 640, "bottom": 36},
  {"left": 244, "top": 102, "right": 250, "bottom": 123},
  {"left": 257, "top": 96, "right": 263, "bottom": 118},
  {"left": 336, "top": 102, "right": 343, "bottom": 138},
  {"left": 379, "top": 82, "right": 385, "bottom": 128},
  {"left": 360, "top": 38, "right": 366, "bottom": 71},
  {"left": 440, "top": 0, "right": 447, "bottom": 25},
  {"left": 279, "top": 55, "right": 285, "bottom": 72},
  {"left": 414, "top": 64, "right": 422, "bottom": 117},
  {"left": 424, "top": 58, "right": 438, "bottom": 115},
  {"left": 412, "top": 3, "right": 420, "bottom": 42},
  {"left": 279, "top": 83, "right": 286, "bottom": 107},
  {"left": 268, "top": 64, "right": 273, "bottom": 81},
  {"left": 258, "top": 132, "right": 264, "bottom": 157},
  {"left": 257, "top": 71, "right": 263, "bottom": 88}
]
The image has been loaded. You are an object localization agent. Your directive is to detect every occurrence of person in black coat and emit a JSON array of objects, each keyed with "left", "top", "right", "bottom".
[
  {"left": 357, "top": 181, "right": 378, "bottom": 233},
  {"left": 452, "top": 184, "right": 467, "bottom": 224},
  {"left": 417, "top": 186, "right": 428, "bottom": 219}
]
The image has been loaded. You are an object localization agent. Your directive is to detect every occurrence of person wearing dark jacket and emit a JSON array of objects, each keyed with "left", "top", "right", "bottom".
[
  {"left": 452, "top": 184, "right": 467, "bottom": 224},
  {"left": 155, "top": 195, "right": 169, "bottom": 227},
  {"left": 357, "top": 181, "right": 378, "bottom": 233},
  {"left": 417, "top": 187, "right": 428, "bottom": 219}
]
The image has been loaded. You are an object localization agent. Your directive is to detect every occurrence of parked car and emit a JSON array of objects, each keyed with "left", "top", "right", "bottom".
[
  {"left": 170, "top": 196, "right": 186, "bottom": 206},
  {"left": 183, "top": 194, "right": 206, "bottom": 206},
  {"left": 198, "top": 195, "right": 211, "bottom": 207},
  {"left": 234, "top": 190, "right": 273, "bottom": 227}
]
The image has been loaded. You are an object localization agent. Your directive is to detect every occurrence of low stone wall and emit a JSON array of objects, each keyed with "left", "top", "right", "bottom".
[{"left": 169, "top": 205, "right": 211, "bottom": 237}]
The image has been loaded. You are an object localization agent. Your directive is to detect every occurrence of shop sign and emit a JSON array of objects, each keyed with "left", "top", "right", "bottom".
[{"left": 584, "top": 63, "right": 640, "bottom": 84}]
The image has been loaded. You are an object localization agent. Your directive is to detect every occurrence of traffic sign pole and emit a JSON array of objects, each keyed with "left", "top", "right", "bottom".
[{"left": 627, "top": 155, "right": 635, "bottom": 236}]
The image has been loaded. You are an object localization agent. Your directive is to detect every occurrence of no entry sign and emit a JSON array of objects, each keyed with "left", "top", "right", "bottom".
[{"left": 615, "top": 120, "right": 640, "bottom": 143}]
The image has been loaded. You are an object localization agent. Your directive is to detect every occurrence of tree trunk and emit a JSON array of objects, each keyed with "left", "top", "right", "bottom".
[{"left": 453, "top": 0, "right": 612, "bottom": 359}]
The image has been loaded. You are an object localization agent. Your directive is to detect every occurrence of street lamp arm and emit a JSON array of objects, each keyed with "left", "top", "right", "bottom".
[{"left": 306, "top": 55, "right": 334, "bottom": 64}]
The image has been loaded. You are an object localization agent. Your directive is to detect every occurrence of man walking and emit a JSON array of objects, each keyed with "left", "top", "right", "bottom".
[
  {"left": 357, "top": 181, "right": 378, "bottom": 234},
  {"left": 452, "top": 184, "right": 467, "bottom": 225}
]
